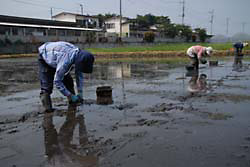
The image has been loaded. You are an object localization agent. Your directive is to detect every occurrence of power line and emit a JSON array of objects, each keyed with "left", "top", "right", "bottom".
[
  {"left": 226, "top": 17, "right": 229, "bottom": 35},
  {"left": 180, "top": 0, "right": 185, "bottom": 25},
  {"left": 11, "top": 0, "right": 75, "bottom": 15},
  {"left": 80, "top": 4, "right": 83, "bottom": 15},
  {"left": 242, "top": 22, "right": 246, "bottom": 33},
  {"left": 209, "top": 9, "right": 214, "bottom": 35},
  {"left": 120, "top": 0, "right": 122, "bottom": 38},
  {"left": 50, "top": 7, "right": 53, "bottom": 20}
]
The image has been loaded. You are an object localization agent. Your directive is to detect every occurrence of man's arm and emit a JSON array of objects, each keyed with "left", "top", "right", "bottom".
[
  {"left": 75, "top": 69, "right": 84, "bottom": 98},
  {"left": 54, "top": 61, "right": 73, "bottom": 97}
]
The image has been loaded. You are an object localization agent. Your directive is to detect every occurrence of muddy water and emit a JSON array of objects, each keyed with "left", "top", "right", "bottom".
[{"left": 1, "top": 57, "right": 250, "bottom": 167}]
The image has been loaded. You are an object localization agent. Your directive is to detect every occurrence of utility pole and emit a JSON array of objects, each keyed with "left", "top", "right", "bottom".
[
  {"left": 50, "top": 7, "right": 53, "bottom": 20},
  {"left": 226, "top": 17, "right": 229, "bottom": 35},
  {"left": 80, "top": 4, "right": 83, "bottom": 15},
  {"left": 209, "top": 9, "right": 214, "bottom": 35},
  {"left": 119, "top": 0, "right": 122, "bottom": 39},
  {"left": 242, "top": 22, "right": 246, "bottom": 33},
  {"left": 180, "top": 0, "right": 185, "bottom": 25}
]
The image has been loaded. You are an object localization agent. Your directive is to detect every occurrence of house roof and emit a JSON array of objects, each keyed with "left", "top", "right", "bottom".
[
  {"left": 0, "top": 15, "right": 77, "bottom": 27},
  {"left": 0, "top": 22, "right": 101, "bottom": 31},
  {"left": 105, "top": 16, "right": 128, "bottom": 22},
  {"left": 0, "top": 15, "right": 102, "bottom": 31},
  {"left": 52, "top": 12, "right": 99, "bottom": 19}
]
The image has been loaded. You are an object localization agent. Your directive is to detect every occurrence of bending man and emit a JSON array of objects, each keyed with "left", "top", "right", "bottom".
[{"left": 38, "top": 41, "right": 95, "bottom": 112}]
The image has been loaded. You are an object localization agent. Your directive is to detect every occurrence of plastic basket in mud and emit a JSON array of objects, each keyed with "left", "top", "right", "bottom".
[{"left": 96, "top": 86, "right": 113, "bottom": 105}]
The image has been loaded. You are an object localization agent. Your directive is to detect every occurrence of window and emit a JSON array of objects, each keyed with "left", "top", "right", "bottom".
[
  {"left": 12, "top": 27, "right": 18, "bottom": 36},
  {"left": 25, "top": 28, "right": 35, "bottom": 35},
  {"left": 37, "top": 28, "right": 46, "bottom": 36},
  {"left": 48, "top": 29, "right": 56, "bottom": 36},
  {"left": 67, "top": 30, "right": 75, "bottom": 36},
  {"left": 58, "top": 30, "right": 66, "bottom": 36},
  {"left": 0, "top": 26, "right": 11, "bottom": 35},
  {"left": 106, "top": 23, "right": 115, "bottom": 29},
  {"left": 75, "top": 30, "right": 81, "bottom": 36}
]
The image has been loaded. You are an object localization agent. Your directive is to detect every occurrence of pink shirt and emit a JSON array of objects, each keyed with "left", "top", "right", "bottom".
[{"left": 188, "top": 45, "right": 206, "bottom": 59}]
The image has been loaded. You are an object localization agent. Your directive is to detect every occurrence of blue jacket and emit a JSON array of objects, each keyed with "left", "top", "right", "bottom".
[
  {"left": 38, "top": 41, "right": 94, "bottom": 97},
  {"left": 233, "top": 42, "right": 244, "bottom": 53}
]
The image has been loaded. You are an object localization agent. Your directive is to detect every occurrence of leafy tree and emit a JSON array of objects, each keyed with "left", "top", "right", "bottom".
[
  {"left": 136, "top": 14, "right": 170, "bottom": 29},
  {"left": 163, "top": 24, "right": 178, "bottom": 38},
  {"left": 194, "top": 28, "right": 208, "bottom": 42},
  {"left": 176, "top": 24, "right": 192, "bottom": 42}
]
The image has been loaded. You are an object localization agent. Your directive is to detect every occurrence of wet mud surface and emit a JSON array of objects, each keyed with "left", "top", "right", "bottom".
[{"left": 1, "top": 57, "right": 250, "bottom": 167}]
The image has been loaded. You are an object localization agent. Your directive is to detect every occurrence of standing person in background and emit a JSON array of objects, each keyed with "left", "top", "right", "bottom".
[
  {"left": 233, "top": 42, "right": 248, "bottom": 68},
  {"left": 186, "top": 45, "right": 213, "bottom": 71},
  {"left": 38, "top": 41, "right": 95, "bottom": 112}
]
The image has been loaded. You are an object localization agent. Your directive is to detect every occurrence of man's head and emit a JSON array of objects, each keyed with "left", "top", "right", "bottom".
[
  {"left": 205, "top": 47, "right": 213, "bottom": 56},
  {"left": 76, "top": 50, "right": 95, "bottom": 73}
]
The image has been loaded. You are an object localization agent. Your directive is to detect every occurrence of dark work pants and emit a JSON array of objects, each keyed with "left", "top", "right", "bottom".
[
  {"left": 189, "top": 55, "right": 199, "bottom": 70},
  {"left": 233, "top": 51, "right": 243, "bottom": 67},
  {"left": 38, "top": 55, "right": 75, "bottom": 95}
]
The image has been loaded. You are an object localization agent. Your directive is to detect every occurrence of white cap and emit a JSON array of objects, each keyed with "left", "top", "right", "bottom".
[
  {"left": 206, "top": 47, "right": 213, "bottom": 55},
  {"left": 243, "top": 42, "right": 248, "bottom": 47}
]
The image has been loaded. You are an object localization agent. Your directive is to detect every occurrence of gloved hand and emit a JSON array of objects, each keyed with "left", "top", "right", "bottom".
[
  {"left": 77, "top": 90, "right": 83, "bottom": 99},
  {"left": 77, "top": 90, "right": 83, "bottom": 103},
  {"left": 200, "top": 59, "right": 207, "bottom": 64},
  {"left": 71, "top": 95, "right": 79, "bottom": 103},
  {"left": 67, "top": 95, "right": 80, "bottom": 104}
]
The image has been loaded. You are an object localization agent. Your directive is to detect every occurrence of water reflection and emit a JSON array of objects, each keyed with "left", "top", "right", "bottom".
[
  {"left": 93, "top": 63, "right": 167, "bottom": 80},
  {"left": 43, "top": 105, "right": 98, "bottom": 167},
  {"left": 94, "top": 63, "right": 131, "bottom": 80},
  {"left": 187, "top": 73, "right": 207, "bottom": 94}
]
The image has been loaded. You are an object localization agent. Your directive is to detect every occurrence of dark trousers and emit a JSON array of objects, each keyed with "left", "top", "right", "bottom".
[
  {"left": 233, "top": 51, "right": 243, "bottom": 67},
  {"left": 189, "top": 55, "right": 199, "bottom": 70},
  {"left": 38, "top": 55, "right": 75, "bottom": 95}
]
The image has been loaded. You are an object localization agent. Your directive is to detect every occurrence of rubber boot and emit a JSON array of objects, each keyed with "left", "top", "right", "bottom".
[{"left": 40, "top": 93, "right": 54, "bottom": 113}]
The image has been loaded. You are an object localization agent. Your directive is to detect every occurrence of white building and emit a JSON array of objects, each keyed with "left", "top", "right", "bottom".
[
  {"left": 52, "top": 12, "right": 100, "bottom": 29},
  {"left": 105, "top": 17, "right": 129, "bottom": 37}
]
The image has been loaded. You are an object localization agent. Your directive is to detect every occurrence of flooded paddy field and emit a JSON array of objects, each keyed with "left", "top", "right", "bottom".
[{"left": 1, "top": 57, "right": 250, "bottom": 167}]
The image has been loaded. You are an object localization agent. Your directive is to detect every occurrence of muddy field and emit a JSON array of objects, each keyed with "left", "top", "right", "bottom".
[{"left": 1, "top": 57, "right": 250, "bottom": 167}]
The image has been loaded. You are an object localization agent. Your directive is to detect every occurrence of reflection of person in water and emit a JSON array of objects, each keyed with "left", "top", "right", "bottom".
[
  {"left": 233, "top": 42, "right": 248, "bottom": 69},
  {"left": 43, "top": 104, "right": 98, "bottom": 167},
  {"left": 187, "top": 74, "right": 207, "bottom": 93}
]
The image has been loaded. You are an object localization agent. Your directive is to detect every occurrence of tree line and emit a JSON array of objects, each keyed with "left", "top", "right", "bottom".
[{"left": 96, "top": 13, "right": 209, "bottom": 42}]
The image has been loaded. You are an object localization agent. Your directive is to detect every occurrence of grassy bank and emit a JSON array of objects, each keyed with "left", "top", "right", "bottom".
[
  {"left": 87, "top": 42, "right": 237, "bottom": 53},
  {"left": 1, "top": 43, "right": 249, "bottom": 60},
  {"left": 95, "top": 57, "right": 190, "bottom": 65}
]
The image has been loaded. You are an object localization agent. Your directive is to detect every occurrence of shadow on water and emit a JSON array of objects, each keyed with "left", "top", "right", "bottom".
[{"left": 43, "top": 104, "right": 98, "bottom": 167}]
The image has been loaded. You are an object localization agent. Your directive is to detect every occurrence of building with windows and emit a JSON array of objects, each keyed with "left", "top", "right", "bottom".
[
  {"left": 0, "top": 14, "right": 102, "bottom": 44},
  {"left": 52, "top": 12, "right": 100, "bottom": 29}
]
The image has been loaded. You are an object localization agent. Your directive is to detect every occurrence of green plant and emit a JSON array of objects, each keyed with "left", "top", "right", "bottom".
[
  {"left": 4, "top": 37, "right": 12, "bottom": 45},
  {"left": 14, "top": 39, "right": 24, "bottom": 45},
  {"left": 144, "top": 31, "right": 155, "bottom": 43}
]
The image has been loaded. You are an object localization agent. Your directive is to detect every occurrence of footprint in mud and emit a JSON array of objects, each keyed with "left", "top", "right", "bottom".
[
  {"left": 113, "top": 103, "right": 137, "bottom": 110},
  {"left": 7, "top": 97, "right": 28, "bottom": 101},
  {"left": 145, "top": 103, "right": 185, "bottom": 113},
  {"left": 194, "top": 111, "right": 233, "bottom": 120}
]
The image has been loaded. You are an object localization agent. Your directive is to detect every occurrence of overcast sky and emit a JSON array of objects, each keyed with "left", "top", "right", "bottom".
[{"left": 0, "top": 0, "right": 250, "bottom": 36}]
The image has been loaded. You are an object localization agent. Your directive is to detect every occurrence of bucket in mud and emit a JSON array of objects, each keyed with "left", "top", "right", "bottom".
[
  {"left": 185, "top": 65, "right": 195, "bottom": 71},
  {"left": 209, "top": 60, "right": 218, "bottom": 66},
  {"left": 96, "top": 86, "right": 113, "bottom": 105}
]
